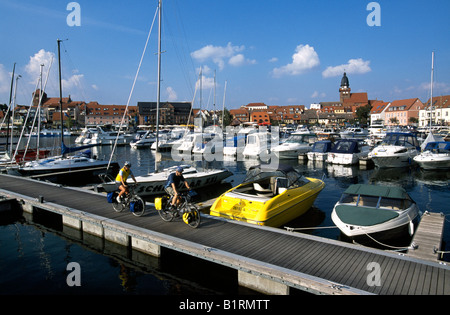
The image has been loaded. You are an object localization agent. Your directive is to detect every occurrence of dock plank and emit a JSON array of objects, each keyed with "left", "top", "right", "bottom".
[{"left": 0, "top": 174, "right": 449, "bottom": 295}]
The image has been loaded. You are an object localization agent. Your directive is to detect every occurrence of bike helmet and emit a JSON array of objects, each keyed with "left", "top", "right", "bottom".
[
  {"left": 124, "top": 161, "right": 131, "bottom": 167},
  {"left": 176, "top": 166, "right": 184, "bottom": 173}
]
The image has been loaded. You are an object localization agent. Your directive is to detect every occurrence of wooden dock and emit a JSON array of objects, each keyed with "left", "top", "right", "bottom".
[
  {"left": 0, "top": 174, "right": 449, "bottom": 295},
  {"left": 407, "top": 211, "right": 446, "bottom": 262}
]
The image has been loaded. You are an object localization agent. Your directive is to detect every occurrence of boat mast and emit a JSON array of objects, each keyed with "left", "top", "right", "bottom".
[
  {"left": 429, "top": 51, "right": 434, "bottom": 130},
  {"left": 154, "top": 0, "right": 162, "bottom": 172},
  {"left": 5, "top": 63, "right": 15, "bottom": 158},
  {"left": 57, "top": 39, "right": 64, "bottom": 150}
]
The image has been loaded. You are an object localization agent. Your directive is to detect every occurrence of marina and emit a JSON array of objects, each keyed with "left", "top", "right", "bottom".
[{"left": 0, "top": 135, "right": 449, "bottom": 295}]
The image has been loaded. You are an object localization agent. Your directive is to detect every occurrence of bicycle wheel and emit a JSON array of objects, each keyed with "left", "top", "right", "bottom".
[
  {"left": 131, "top": 196, "right": 146, "bottom": 217},
  {"left": 183, "top": 203, "right": 201, "bottom": 228},
  {"left": 112, "top": 194, "right": 125, "bottom": 212},
  {"left": 158, "top": 203, "right": 174, "bottom": 222}
]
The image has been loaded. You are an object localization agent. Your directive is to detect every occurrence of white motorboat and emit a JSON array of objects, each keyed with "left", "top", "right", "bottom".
[
  {"left": 28, "top": 128, "right": 72, "bottom": 137},
  {"left": 75, "top": 128, "right": 96, "bottom": 144},
  {"left": 307, "top": 140, "right": 334, "bottom": 161},
  {"left": 340, "top": 127, "right": 369, "bottom": 139},
  {"left": 331, "top": 184, "right": 419, "bottom": 241},
  {"left": 223, "top": 125, "right": 255, "bottom": 156},
  {"left": 192, "top": 133, "right": 223, "bottom": 155},
  {"left": 82, "top": 126, "right": 133, "bottom": 146},
  {"left": 101, "top": 164, "right": 233, "bottom": 198},
  {"left": 130, "top": 130, "right": 156, "bottom": 148},
  {"left": 271, "top": 132, "right": 317, "bottom": 159},
  {"left": 368, "top": 132, "right": 420, "bottom": 168},
  {"left": 326, "top": 139, "right": 370, "bottom": 165},
  {"left": 242, "top": 132, "right": 270, "bottom": 159},
  {"left": 413, "top": 141, "right": 450, "bottom": 170}
]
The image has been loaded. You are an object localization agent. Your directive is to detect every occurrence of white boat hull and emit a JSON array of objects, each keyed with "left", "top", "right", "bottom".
[
  {"left": 369, "top": 146, "right": 418, "bottom": 168},
  {"left": 413, "top": 152, "right": 450, "bottom": 170},
  {"left": 102, "top": 166, "right": 232, "bottom": 197},
  {"left": 331, "top": 203, "right": 419, "bottom": 238}
]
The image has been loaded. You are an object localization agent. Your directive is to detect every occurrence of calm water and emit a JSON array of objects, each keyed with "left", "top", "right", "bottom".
[{"left": 1, "top": 136, "right": 449, "bottom": 295}]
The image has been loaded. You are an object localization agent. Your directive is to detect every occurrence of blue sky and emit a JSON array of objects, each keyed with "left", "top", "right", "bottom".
[{"left": 0, "top": 0, "right": 449, "bottom": 110}]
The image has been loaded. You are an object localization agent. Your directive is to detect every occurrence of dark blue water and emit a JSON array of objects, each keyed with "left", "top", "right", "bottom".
[{"left": 1, "top": 136, "right": 449, "bottom": 295}]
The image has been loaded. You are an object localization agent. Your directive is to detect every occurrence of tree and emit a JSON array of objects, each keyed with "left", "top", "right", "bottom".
[
  {"left": 221, "top": 108, "right": 233, "bottom": 127},
  {"left": 389, "top": 117, "right": 399, "bottom": 125},
  {"left": 355, "top": 104, "right": 372, "bottom": 125}
]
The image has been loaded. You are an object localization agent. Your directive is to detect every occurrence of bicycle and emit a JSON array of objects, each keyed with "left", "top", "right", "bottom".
[
  {"left": 110, "top": 183, "right": 146, "bottom": 217},
  {"left": 155, "top": 190, "right": 201, "bottom": 228}
]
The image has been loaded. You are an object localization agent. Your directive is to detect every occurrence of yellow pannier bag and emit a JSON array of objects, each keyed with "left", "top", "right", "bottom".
[{"left": 155, "top": 197, "right": 163, "bottom": 210}]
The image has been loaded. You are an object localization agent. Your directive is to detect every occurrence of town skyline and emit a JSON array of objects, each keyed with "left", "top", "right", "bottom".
[{"left": 0, "top": 1, "right": 449, "bottom": 110}]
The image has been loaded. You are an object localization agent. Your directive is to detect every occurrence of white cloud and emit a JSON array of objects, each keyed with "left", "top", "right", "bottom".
[
  {"left": 269, "top": 57, "right": 278, "bottom": 63},
  {"left": 25, "top": 49, "right": 55, "bottom": 80},
  {"left": 228, "top": 54, "right": 256, "bottom": 67},
  {"left": 62, "top": 74, "right": 84, "bottom": 91},
  {"left": 322, "top": 58, "right": 371, "bottom": 78},
  {"left": 166, "top": 86, "right": 177, "bottom": 101},
  {"left": 311, "top": 91, "right": 326, "bottom": 98},
  {"left": 91, "top": 84, "right": 99, "bottom": 91},
  {"left": 191, "top": 42, "right": 247, "bottom": 70},
  {"left": 272, "top": 44, "right": 320, "bottom": 78},
  {"left": 419, "top": 81, "right": 450, "bottom": 94}
]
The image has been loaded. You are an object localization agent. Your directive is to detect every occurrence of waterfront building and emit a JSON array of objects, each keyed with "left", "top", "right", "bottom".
[
  {"left": 419, "top": 95, "right": 450, "bottom": 127},
  {"left": 384, "top": 98, "right": 423, "bottom": 126}
]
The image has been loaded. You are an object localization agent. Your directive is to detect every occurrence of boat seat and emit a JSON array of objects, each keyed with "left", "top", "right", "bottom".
[
  {"left": 253, "top": 182, "right": 273, "bottom": 197},
  {"left": 270, "top": 177, "right": 289, "bottom": 195}
]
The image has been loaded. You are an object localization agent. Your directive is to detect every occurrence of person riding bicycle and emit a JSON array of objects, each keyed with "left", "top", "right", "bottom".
[
  {"left": 164, "top": 166, "right": 191, "bottom": 209},
  {"left": 116, "top": 161, "right": 137, "bottom": 203}
]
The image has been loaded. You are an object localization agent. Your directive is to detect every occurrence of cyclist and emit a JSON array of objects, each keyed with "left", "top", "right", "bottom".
[
  {"left": 164, "top": 166, "right": 191, "bottom": 209},
  {"left": 116, "top": 161, "right": 137, "bottom": 202}
]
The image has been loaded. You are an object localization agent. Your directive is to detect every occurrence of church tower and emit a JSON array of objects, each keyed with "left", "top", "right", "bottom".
[{"left": 339, "top": 72, "right": 351, "bottom": 103}]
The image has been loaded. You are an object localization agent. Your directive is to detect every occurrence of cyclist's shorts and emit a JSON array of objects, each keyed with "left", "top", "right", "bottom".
[{"left": 165, "top": 186, "right": 175, "bottom": 196}]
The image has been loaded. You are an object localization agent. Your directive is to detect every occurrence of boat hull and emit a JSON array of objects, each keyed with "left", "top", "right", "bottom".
[
  {"left": 10, "top": 161, "right": 119, "bottom": 185},
  {"left": 331, "top": 203, "right": 419, "bottom": 239},
  {"left": 413, "top": 153, "right": 450, "bottom": 170},
  {"left": 102, "top": 167, "right": 233, "bottom": 197},
  {"left": 210, "top": 177, "right": 325, "bottom": 227}
]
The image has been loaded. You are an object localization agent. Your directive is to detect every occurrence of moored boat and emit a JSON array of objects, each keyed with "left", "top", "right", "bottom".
[
  {"left": 368, "top": 132, "right": 420, "bottom": 168},
  {"left": 101, "top": 164, "right": 232, "bottom": 197},
  {"left": 331, "top": 184, "right": 420, "bottom": 241},
  {"left": 413, "top": 141, "right": 450, "bottom": 170},
  {"left": 209, "top": 164, "right": 325, "bottom": 227},
  {"left": 271, "top": 132, "right": 317, "bottom": 159},
  {"left": 326, "top": 139, "right": 370, "bottom": 165},
  {"left": 306, "top": 140, "right": 334, "bottom": 162}
]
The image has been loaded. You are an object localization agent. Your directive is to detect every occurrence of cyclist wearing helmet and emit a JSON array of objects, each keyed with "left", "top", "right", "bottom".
[
  {"left": 164, "top": 166, "right": 191, "bottom": 209},
  {"left": 115, "top": 161, "right": 137, "bottom": 202}
]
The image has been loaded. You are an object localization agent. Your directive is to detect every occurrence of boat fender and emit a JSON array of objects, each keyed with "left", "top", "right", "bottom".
[{"left": 408, "top": 220, "right": 415, "bottom": 236}]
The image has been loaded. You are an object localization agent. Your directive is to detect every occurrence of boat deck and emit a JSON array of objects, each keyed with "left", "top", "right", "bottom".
[{"left": 0, "top": 174, "right": 449, "bottom": 295}]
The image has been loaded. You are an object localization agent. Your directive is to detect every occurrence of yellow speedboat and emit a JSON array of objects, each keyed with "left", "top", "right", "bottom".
[{"left": 210, "top": 164, "right": 325, "bottom": 227}]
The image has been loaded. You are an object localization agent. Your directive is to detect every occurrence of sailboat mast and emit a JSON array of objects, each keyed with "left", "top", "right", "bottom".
[
  {"left": 429, "top": 51, "right": 434, "bottom": 129},
  {"left": 57, "top": 39, "right": 64, "bottom": 148},
  {"left": 5, "top": 63, "right": 15, "bottom": 157},
  {"left": 154, "top": 0, "right": 162, "bottom": 172}
]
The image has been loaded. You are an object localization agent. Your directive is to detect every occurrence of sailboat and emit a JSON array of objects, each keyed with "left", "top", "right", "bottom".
[
  {"left": 100, "top": 0, "right": 232, "bottom": 196},
  {"left": 8, "top": 40, "right": 119, "bottom": 185}
]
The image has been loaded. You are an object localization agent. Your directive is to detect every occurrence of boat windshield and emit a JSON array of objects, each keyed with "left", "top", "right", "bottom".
[
  {"left": 340, "top": 193, "right": 412, "bottom": 210},
  {"left": 381, "top": 133, "right": 419, "bottom": 147},
  {"left": 243, "top": 167, "right": 309, "bottom": 188}
]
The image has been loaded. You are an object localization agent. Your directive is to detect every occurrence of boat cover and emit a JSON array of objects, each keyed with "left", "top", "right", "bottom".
[{"left": 335, "top": 205, "right": 399, "bottom": 226}]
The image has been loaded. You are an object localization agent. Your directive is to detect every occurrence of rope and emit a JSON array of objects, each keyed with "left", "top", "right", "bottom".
[{"left": 284, "top": 226, "right": 338, "bottom": 232}]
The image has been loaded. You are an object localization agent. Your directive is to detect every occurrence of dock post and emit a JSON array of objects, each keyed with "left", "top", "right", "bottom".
[{"left": 238, "top": 270, "right": 289, "bottom": 295}]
